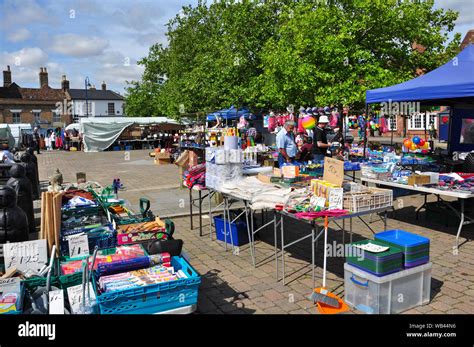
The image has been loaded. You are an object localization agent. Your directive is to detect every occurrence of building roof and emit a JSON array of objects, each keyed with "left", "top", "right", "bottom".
[
  {"left": 0, "top": 83, "right": 22, "bottom": 99},
  {"left": 0, "top": 83, "right": 64, "bottom": 103},
  {"left": 461, "top": 30, "right": 474, "bottom": 50},
  {"left": 20, "top": 86, "right": 65, "bottom": 101},
  {"left": 67, "top": 89, "right": 123, "bottom": 101}
]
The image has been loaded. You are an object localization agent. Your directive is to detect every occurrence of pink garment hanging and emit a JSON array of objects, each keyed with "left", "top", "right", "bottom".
[
  {"left": 294, "top": 209, "right": 348, "bottom": 220},
  {"left": 297, "top": 116, "right": 305, "bottom": 134},
  {"left": 268, "top": 115, "right": 277, "bottom": 132}
]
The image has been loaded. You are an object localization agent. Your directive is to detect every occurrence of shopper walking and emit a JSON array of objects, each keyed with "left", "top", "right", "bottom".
[{"left": 33, "top": 127, "right": 41, "bottom": 154}]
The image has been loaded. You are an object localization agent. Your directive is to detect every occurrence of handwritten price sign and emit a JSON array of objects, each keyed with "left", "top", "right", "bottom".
[
  {"left": 67, "top": 233, "right": 89, "bottom": 259},
  {"left": 3, "top": 240, "right": 48, "bottom": 273}
]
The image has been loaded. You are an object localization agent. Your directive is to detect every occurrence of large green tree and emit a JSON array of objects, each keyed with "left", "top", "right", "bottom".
[{"left": 125, "top": 0, "right": 461, "bottom": 117}]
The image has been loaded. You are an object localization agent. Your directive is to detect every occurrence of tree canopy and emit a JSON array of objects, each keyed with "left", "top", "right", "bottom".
[{"left": 125, "top": 0, "right": 461, "bottom": 117}]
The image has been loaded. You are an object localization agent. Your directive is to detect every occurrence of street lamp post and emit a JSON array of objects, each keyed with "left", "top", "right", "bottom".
[{"left": 85, "top": 77, "right": 91, "bottom": 117}]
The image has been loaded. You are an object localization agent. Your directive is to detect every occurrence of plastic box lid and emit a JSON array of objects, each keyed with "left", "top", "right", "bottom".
[
  {"left": 344, "top": 262, "right": 432, "bottom": 284},
  {"left": 375, "top": 230, "right": 429, "bottom": 248}
]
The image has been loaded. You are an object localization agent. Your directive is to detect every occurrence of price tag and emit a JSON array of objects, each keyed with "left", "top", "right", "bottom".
[
  {"left": 67, "top": 283, "right": 96, "bottom": 314},
  {"left": 49, "top": 289, "right": 65, "bottom": 314},
  {"left": 310, "top": 196, "right": 326, "bottom": 209},
  {"left": 3, "top": 240, "right": 48, "bottom": 273},
  {"left": 328, "top": 188, "right": 344, "bottom": 210},
  {"left": 67, "top": 233, "right": 89, "bottom": 259},
  {"left": 0, "top": 277, "right": 21, "bottom": 293}
]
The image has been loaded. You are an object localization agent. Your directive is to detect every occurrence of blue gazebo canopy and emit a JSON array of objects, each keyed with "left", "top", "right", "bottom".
[
  {"left": 366, "top": 45, "right": 474, "bottom": 104},
  {"left": 206, "top": 105, "right": 254, "bottom": 121}
]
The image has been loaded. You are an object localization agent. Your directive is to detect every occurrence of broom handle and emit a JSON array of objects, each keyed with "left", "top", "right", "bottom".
[{"left": 322, "top": 216, "right": 328, "bottom": 288}]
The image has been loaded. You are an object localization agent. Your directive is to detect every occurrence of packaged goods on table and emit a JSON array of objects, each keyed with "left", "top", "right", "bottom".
[
  {"left": 116, "top": 218, "right": 168, "bottom": 245},
  {"left": 97, "top": 264, "right": 184, "bottom": 293},
  {"left": 0, "top": 278, "right": 23, "bottom": 314},
  {"left": 60, "top": 245, "right": 148, "bottom": 275}
]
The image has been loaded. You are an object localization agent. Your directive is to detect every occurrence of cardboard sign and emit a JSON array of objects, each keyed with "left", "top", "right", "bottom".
[
  {"left": 0, "top": 277, "right": 21, "bottom": 293},
  {"left": 323, "top": 157, "right": 344, "bottom": 187},
  {"left": 3, "top": 240, "right": 48, "bottom": 273},
  {"left": 67, "top": 233, "right": 89, "bottom": 259},
  {"left": 67, "top": 283, "right": 96, "bottom": 314},
  {"left": 328, "top": 188, "right": 344, "bottom": 210},
  {"left": 49, "top": 289, "right": 65, "bottom": 315}
]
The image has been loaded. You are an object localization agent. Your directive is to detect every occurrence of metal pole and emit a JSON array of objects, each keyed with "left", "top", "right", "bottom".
[{"left": 363, "top": 104, "right": 369, "bottom": 159}]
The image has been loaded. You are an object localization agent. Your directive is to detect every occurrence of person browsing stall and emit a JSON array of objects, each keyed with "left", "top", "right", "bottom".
[
  {"left": 312, "top": 115, "right": 330, "bottom": 162},
  {"left": 276, "top": 120, "right": 297, "bottom": 167}
]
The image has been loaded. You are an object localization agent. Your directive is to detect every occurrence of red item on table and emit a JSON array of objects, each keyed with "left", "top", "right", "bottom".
[{"left": 294, "top": 209, "right": 348, "bottom": 220}]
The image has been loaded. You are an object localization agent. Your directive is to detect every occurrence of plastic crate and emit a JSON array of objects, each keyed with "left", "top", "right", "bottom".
[
  {"left": 343, "top": 188, "right": 393, "bottom": 213},
  {"left": 214, "top": 215, "right": 249, "bottom": 246},
  {"left": 93, "top": 256, "right": 201, "bottom": 314},
  {"left": 59, "top": 224, "right": 117, "bottom": 257},
  {"left": 344, "top": 262, "right": 432, "bottom": 314},
  {"left": 62, "top": 204, "right": 100, "bottom": 218}
]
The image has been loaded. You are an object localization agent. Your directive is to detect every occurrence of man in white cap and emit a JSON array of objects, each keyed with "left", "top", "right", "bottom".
[{"left": 312, "top": 115, "right": 330, "bottom": 162}]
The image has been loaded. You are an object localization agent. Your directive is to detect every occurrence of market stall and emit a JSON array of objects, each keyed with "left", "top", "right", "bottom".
[
  {"left": 79, "top": 117, "right": 183, "bottom": 152},
  {"left": 365, "top": 44, "right": 474, "bottom": 250},
  {"left": 0, "top": 179, "right": 201, "bottom": 315}
]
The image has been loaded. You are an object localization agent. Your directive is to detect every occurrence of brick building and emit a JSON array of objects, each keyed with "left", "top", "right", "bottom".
[{"left": 0, "top": 66, "right": 71, "bottom": 128}]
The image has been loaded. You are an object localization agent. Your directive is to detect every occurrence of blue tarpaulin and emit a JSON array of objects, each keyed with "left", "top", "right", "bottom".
[
  {"left": 366, "top": 45, "right": 474, "bottom": 104},
  {"left": 206, "top": 106, "right": 254, "bottom": 121}
]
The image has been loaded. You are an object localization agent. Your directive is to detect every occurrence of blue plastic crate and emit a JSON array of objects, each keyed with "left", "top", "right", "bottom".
[
  {"left": 213, "top": 216, "right": 249, "bottom": 246},
  {"left": 125, "top": 145, "right": 133, "bottom": 151},
  {"left": 93, "top": 256, "right": 200, "bottom": 314}
]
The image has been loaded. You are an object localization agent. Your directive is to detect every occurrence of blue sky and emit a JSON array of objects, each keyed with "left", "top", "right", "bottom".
[{"left": 0, "top": 0, "right": 472, "bottom": 95}]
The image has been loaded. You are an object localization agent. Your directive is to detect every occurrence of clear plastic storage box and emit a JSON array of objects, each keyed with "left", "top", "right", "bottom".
[{"left": 344, "top": 262, "right": 432, "bottom": 314}]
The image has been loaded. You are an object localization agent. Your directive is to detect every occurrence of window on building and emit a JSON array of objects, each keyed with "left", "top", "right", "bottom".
[
  {"left": 33, "top": 112, "right": 41, "bottom": 123},
  {"left": 387, "top": 115, "right": 397, "bottom": 131},
  {"left": 408, "top": 113, "right": 425, "bottom": 130},
  {"left": 427, "top": 113, "right": 437, "bottom": 129},
  {"left": 408, "top": 113, "right": 437, "bottom": 130},
  {"left": 108, "top": 103, "right": 115, "bottom": 115},
  {"left": 12, "top": 112, "right": 20, "bottom": 124},
  {"left": 53, "top": 112, "right": 61, "bottom": 123}
]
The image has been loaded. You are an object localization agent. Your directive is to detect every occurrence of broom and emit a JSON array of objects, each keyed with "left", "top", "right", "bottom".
[{"left": 310, "top": 215, "right": 349, "bottom": 314}]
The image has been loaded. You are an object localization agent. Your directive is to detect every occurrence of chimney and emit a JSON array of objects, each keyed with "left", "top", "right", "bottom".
[
  {"left": 3, "top": 65, "right": 11, "bottom": 87},
  {"left": 101, "top": 81, "right": 106, "bottom": 91},
  {"left": 61, "top": 75, "right": 70, "bottom": 91},
  {"left": 39, "top": 67, "right": 48, "bottom": 87},
  {"left": 90, "top": 84, "right": 96, "bottom": 90}
]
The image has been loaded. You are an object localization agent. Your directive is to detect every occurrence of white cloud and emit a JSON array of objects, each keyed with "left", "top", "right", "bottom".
[
  {"left": 1, "top": 47, "right": 48, "bottom": 68},
  {"left": 50, "top": 34, "right": 109, "bottom": 57},
  {"left": 435, "top": 0, "right": 474, "bottom": 26},
  {"left": 0, "top": 0, "right": 51, "bottom": 29},
  {"left": 7, "top": 28, "right": 31, "bottom": 42}
]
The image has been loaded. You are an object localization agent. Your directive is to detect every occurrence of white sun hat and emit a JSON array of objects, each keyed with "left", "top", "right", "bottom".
[{"left": 318, "top": 115, "right": 330, "bottom": 123}]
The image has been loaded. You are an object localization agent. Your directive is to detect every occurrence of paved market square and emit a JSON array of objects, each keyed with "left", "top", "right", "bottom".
[{"left": 37, "top": 149, "right": 474, "bottom": 314}]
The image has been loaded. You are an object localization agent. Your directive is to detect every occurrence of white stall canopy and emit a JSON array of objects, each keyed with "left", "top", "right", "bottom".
[{"left": 79, "top": 117, "right": 181, "bottom": 152}]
